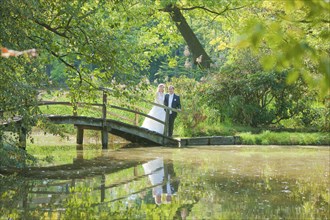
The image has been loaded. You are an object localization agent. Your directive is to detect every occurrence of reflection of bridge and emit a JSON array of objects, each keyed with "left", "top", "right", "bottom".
[
  {"left": 0, "top": 90, "right": 180, "bottom": 148},
  {"left": 8, "top": 155, "right": 185, "bottom": 218}
]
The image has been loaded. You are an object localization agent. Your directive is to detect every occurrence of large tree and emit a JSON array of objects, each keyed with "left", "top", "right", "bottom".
[{"left": 158, "top": 0, "right": 329, "bottom": 95}]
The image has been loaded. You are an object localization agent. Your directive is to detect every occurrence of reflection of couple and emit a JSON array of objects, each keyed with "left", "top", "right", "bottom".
[
  {"left": 142, "top": 158, "right": 179, "bottom": 205},
  {"left": 141, "top": 84, "right": 181, "bottom": 137}
]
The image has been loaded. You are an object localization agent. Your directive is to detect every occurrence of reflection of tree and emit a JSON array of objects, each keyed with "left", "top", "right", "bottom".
[{"left": 0, "top": 175, "right": 28, "bottom": 217}]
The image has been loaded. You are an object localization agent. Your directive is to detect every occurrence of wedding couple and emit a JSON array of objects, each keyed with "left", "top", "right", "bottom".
[{"left": 141, "top": 84, "right": 181, "bottom": 137}]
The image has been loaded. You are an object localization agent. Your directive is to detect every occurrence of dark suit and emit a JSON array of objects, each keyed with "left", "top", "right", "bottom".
[{"left": 164, "top": 93, "right": 181, "bottom": 137}]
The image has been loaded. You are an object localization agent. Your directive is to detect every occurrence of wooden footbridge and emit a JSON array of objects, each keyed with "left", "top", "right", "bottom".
[
  {"left": 1, "top": 89, "right": 241, "bottom": 149},
  {"left": 0, "top": 90, "right": 180, "bottom": 149}
]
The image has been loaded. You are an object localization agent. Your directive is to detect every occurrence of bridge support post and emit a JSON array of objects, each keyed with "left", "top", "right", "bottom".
[
  {"left": 163, "top": 109, "right": 170, "bottom": 136},
  {"left": 76, "top": 127, "right": 84, "bottom": 145},
  {"left": 101, "top": 91, "right": 108, "bottom": 149},
  {"left": 101, "top": 128, "right": 108, "bottom": 149}
]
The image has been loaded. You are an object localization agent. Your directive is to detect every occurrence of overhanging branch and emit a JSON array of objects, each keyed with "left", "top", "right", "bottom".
[
  {"left": 49, "top": 50, "right": 83, "bottom": 84},
  {"left": 33, "top": 19, "right": 69, "bottom": 39},
  {"left": 179, "top": 4, "right": 249, "bottom": 16}
]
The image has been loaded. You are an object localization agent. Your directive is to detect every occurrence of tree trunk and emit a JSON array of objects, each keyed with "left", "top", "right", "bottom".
[{"left": 164, "top": 5, "right": 211, "bottom": 68}]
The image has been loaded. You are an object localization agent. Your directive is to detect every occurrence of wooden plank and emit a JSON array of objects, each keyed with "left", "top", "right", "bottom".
[
  {"left": 209, "top": 136, "right": 235, "bottom": 145},
  {"left": 184, "top": 137, "right": 209, "bottom": 146},
  {"left": 179, "top": 136, "right": 240, "bottom": 146},
  {"left": 163, "top": 109, "right": 170, "bottom": 137}
]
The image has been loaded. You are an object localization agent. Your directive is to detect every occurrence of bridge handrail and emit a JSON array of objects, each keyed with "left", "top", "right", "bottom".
[
  {"left": 99, "top": 86, "right": 181, "bottom": 113},
  {"left": 38, "top": 100, "right": 179, "bottom": 112},
  {"left": 109, "top": 105, "right": 165, "bottom": 124},
  {"left": 38, "top": 101, "right": 103, "bottom": 107},
  {"left": 37, "top": 100, "right": 179, "bottom": 126},
  {"left": 142, "top": 100, "right": 181, "bottom": 113}
]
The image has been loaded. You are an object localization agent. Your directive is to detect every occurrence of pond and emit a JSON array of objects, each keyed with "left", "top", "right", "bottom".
[{"left": 0, "top": 145, "right": 329, "bottom": 220}]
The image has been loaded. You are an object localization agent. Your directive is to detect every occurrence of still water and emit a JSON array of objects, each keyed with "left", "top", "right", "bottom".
[{"left": 1, "top": 145, "right": 329, "bottom": 220}]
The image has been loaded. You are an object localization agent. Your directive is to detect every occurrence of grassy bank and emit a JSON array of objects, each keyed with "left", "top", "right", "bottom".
[
  {"left": 175, "top": 120, "right": 329, "bottom": 146},
  {"left": 239, "top": 131, "right": 329, "bottom": 146}
]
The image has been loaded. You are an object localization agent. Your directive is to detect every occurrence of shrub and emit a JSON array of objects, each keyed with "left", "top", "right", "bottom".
[{"left": 0, "top": 142, "right": 36, "bottom": 168}]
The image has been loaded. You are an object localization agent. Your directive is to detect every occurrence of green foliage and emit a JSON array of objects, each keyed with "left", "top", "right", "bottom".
[
  {"left": 0, "top": 55, "right": 49, "bottom": 134},
  {"left": 294, "top": 105, "right": 330, "bottom": 131},
  {"left": 0, "top": 142, "right": 37, "bottom": 168},
  {"left": 63, "top": 186, "right": 97, "bottom": 220},
  {"left": 166, "top": 76, "right": 209, "bottom": 137},
  {"left": 49, "top": 60, "right": 67, "bottom": 85},
  {"left": 155, "top": 57, "right": 205, "bottom": 82},
  {"left": 0, "top": 174, "right": 30, "bottom": 219},
  {"left": 234, "top": 0, "right": 330, "bottom": 96},
  {"left": 202, "top": 50, "right": 317, "bottom": 127}
]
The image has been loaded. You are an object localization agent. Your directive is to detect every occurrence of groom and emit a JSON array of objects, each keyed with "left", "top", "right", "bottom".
[{"left": 164, "top": 85, "right": 181, "bottom": 137}]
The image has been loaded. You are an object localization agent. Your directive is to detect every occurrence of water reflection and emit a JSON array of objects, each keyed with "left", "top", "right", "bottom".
[
  {"left": 0, "top": 146, "right": 329, "bottom": 219},
  {"left": 142, "top": 157, "right": 179, "bottom": 205},
  {"left": 0, "top": 149, "right": 185, "bottom": 219}
]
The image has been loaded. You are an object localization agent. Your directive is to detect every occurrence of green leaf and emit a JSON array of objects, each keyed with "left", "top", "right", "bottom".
[
  {"left": 261, "top": 55, "right": 276, "bottom": 71},
  {"left": 286, "top": 71, "right": 299, "bottom": 85}
]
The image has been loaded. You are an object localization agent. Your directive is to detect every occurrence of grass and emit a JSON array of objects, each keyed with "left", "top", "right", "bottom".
[
  {"left": 176, "top": 123, "right": 329, "bottom": 146},
  {"left": 239, "top": 131, "right": 329, "bottom": 146}
]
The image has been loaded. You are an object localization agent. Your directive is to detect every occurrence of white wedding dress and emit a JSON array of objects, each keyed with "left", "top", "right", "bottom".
[
  {"left": 142, "top": 158, "right": 164, "bottom": 198},
  {"left": 141, "top": 92, "right": 165, "bottom": 134}
]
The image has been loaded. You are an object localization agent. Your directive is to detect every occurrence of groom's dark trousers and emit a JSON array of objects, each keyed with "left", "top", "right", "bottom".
[{"left": 168, "top": 114, "right": 176, "bottom": 137}]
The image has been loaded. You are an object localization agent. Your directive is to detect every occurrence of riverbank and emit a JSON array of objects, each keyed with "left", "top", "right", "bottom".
[
  {"left": 239, "top": 131, "right": 329, "bottom": 146},
  {"left": 27, "top": 129, "right": 329, "bottom": 147}
]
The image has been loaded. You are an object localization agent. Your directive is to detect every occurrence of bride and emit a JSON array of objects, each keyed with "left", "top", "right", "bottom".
[{"left": 141, "top": 84, "right": 166, "bottom": 134}]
